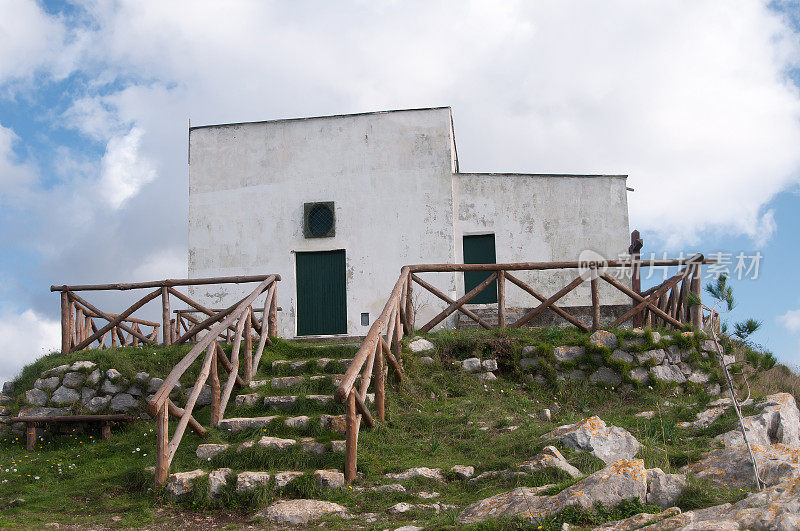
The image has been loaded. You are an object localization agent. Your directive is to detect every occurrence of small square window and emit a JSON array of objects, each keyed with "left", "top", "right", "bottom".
[{"left": 361, "top": 313, "right": 370, "bottom": 326}]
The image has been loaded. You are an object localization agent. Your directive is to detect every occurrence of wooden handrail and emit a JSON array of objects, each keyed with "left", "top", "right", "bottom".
[
  {"left": 335, "top": 268, "right": 409, "bottom": 403},
  {"left": 148, "top": 275, "right": 279, "bottom": 487},
  {"left": 336, "top": 254, "right": 711, "bottom": 482},
  {"left": 149, "top": 275, "right": 276, "bottom": 412},
  {"left": 407, "top": 257, "right": 716, "bottom": 273},
  {"left": 51, "top": 274, "right": 281, "bottom": 292}
]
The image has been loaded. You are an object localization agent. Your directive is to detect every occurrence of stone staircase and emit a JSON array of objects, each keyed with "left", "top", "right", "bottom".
[{"left": 166, "top": 344, "right": 365, "bottom": 498}]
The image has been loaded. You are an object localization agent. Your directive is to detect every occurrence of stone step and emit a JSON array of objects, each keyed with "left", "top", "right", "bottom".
[
  {"left": 236, "top": 436, "right": 346, "bottom": 454},
  {"left": 269, "top": 358, "right": 354, "bottom": 374},
  {"left": 235, "top": 392, "right": 374, "bottom": 410},
  {"left": 166, "top": 468, "right": 346, "bottom": 498},
  {"left": 248, "top": 373, "right": 352, "bottom": 391},
  {"left": 217, "top": 413, "right": 348, "bottom": 435}
]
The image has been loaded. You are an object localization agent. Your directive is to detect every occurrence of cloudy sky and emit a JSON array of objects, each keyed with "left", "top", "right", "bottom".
[{"left": 1, "top": 0, "right": 799, "bottom": 382}]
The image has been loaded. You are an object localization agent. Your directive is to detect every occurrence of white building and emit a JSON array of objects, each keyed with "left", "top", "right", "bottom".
[{"left": 188, "top": 107, "right": 631, "bottom": 338}]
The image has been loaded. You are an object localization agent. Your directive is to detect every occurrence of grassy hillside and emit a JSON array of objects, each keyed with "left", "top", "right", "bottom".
[{"left": 0, "top": 329, "right": 794, "bottom": 529}]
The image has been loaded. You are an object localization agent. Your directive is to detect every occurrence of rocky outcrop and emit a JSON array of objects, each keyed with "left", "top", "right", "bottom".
[
  {"left": 640, "top": 476, "right": 800, "bottom": 530},
  {"left": 715, "top": 392, "right": 800, "bottom": 448},
  {"left": 457, "top": 459, "right": 647, "bottom": 524},
  {"left": 546, "top": 416, "right": 640, "bottom": 464},
  {"left": 646, "top": 468, "right": 687, "bottom": 508},
  {"left": 685, "top": 443, "right": 800, "bottom": 489}
]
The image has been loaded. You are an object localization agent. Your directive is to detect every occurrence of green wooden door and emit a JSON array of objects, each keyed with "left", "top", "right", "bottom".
[
  {"left": 463, "top": 234, "right": 497, "bottom": 304},
  {"left": 295, "top": 250, "right": 347, "bottom": 336}
]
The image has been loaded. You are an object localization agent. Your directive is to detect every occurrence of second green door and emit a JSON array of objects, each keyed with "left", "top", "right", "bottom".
[{"left": 463, "top": 234, "right": 497, "bottom": 304}]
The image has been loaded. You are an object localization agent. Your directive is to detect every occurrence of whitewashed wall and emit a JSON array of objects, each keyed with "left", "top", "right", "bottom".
[
  {"left": 452, "top": 173, "right": 631, "bottom": 307},
  {"left": 188, "top": 108, "right": 458, "bottom": 338}
]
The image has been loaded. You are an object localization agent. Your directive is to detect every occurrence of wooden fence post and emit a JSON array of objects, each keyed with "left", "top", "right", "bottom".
[
  {"left": 629, "top": 230, "right": 644, "bottom": 327},
  {"left": 690, "top": 264, "right": 702, "bottom": 329},
  {"left": 268, "top": 285, "right": 278, "bottom": 337},
  {"left": 61, "top": 292, "right": 71, "bottom": 353},
  {"left": 590, "top": 267, "right": 600, "bottom": 331},
  {"left": 209, "top": 343, "right": 220, "bottom": 427},
  {"left": 244, "top": 308, "right": 253, "bottom": 383},
  {"left": 375, "top": 331, "right": 385, "bottom": 422},
  {"left": 345, "top": 391, "right": 358, "bottom": 482},
  {"left": 155, "top": 403, "right": 169, "bottom": 487},
  {"left": 405, "top": 274, "right": 414, "bottom": 332},
  {"left": 497, "top": 270, "right": 506, "bottom": 327},
  {"left": 69, "top": 298, "right": 76, "bottom": 350},
  {"left": 161, "top": 286, "right": 171, "bottom": 346}
]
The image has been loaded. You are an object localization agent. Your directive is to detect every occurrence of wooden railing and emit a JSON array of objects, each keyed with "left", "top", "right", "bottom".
[
  {"left": 144, "top": 275, "right": 280, "bottom": 486},
  {"left": 50, "top": 275, "right": 279, "bottom": 353},
  {"left": 335, "top": 254, "right": 716, "bottom": 481},
  {"left": 51, "top": 275, "right": 280, "bottom": 487}
]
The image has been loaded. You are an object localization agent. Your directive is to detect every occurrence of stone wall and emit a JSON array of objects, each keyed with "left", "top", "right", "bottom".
[
  {"left": 0, "top": 360, "right": 209, "bottom": 440},
  {"left": 457, "top": 304, "right": 631, "bottom": 330},
  {"left": 521, "top": 329, "right": 724, "bottom": 394}
]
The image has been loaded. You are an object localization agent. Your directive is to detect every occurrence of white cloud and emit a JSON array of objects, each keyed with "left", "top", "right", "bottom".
[
  {"left": 0, "top": 124, "right": 37, "bottom": 199},
  {"left": 779, "top": 309, "right": 800, "bottom": 334},
  {"left": 0, "top": 1, "right": 83, "bottom": 86},
  {"left": 99, "top": 127, "right": 156, "bottom": 209},
  {"left": 68, "top": 0, "right": 800, "bottom": 247},
  {"left": 0, "top": 309, "right": 61, "bottom": 384},
  {"left": 131, "top": 247, "right": 187, "bottom": 281}
]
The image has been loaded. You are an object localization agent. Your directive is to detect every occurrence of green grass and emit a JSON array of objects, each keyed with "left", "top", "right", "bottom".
[{"left": 0, "top": 328, "right": 782, "bottom": 528}]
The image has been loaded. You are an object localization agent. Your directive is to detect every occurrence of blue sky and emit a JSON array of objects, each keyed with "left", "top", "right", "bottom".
[{"left": 1, "top": 1, "right": 800, "bottom": 383}]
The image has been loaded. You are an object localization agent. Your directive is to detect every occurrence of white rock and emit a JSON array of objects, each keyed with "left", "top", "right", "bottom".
[
  {"left": 106, "top": 369, "right": 121, "bottom": 380},
  {"left": 236, "top": 471, "right": 271, "bottom": 493},
  {"left": 25, "top": 388, "right": 49, "bottom": 406},
  {"left": 636, "top": 349, "right": 666, "bottom": 365},
  {"left": 478, "top": 372, "right": 497, "bottom": 381},
  {"left": 385, "top": 467, "right": 445, "bottom": 482},
  {"left": 86, "top": 369, "right": 102, "bottom": 387},
  {"left": 457, "top": 459, "right": 647, "bottom": 524},
  {"left": 518, "top": 445, "right": 583, "bottom": 479},
  {"left": 284, "top": 416, "right": 310, "bottom": 429},
  {"left": 408, "top": 337, "right": 435, "bottom": 352},
  {"left": 109, "top": 393, "right": 137, "bottom": 412},
  {"left": 482, "top": 359, "right": 498, "bottom": 371},
  {"left": 461, "top": 357, "right": 482, "bottom": 373},
  {"left": 650, "top": 364, "right": 686, "bottom": 383},
  {"left": 34, "top": 377, "right": 60, "bottom": 391},
  {"left": 715, "top": 392, "right": 800, "bottom": 448},
  {"left": 275, "top": 471, "right": 304, "bottom": 488},
  {"left": 546, "top": 416, "right": 640, "bottom": 464},
  {"left": 314, "top": 469, "right": 344, "bottom": 488},
  {"left": 257, "top": 499, "right": 346, "bottom": 525},
  {"left": 419, "top": 356, "right": 435, "bottom": 366},
  {"left": 257, "top": 436, "right": 297, "bottom": 450},
  {"left": 50, "top": 386, "right": 80, "bottom": 406},
  {"left": 166, "top": 469, "right": 207, "bottom": 497},
  {"left": 553, "top": 346, "right": 585, "bottom": 362},
  {"left": 208, "top": 468, "right": 232, "bottom": 497},
  {"left": 646, "top": 468, "right": 687, "bottom": 508},
  {"left": 451, "top": 465, "right": 474, "bottom": 479},
  {"left": 70, "top": 361, "right": 96, "bottom": 371}
]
